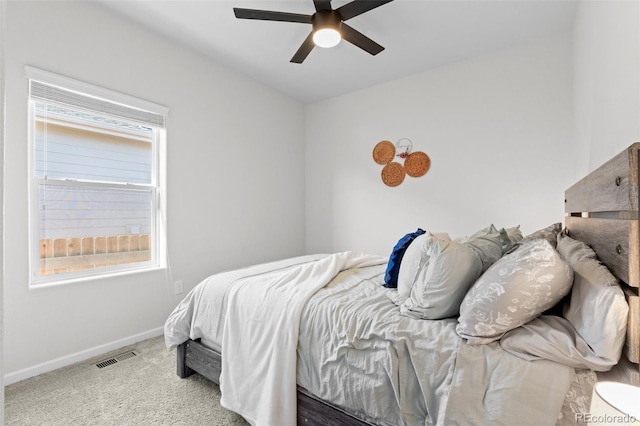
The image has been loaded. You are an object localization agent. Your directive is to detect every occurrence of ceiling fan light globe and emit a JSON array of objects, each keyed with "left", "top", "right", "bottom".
[{"left": 313, "top": 28, "right": 341, "bottom": 48}]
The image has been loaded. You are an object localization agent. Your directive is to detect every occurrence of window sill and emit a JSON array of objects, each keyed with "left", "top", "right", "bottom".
[{"left": 29, "top": 265, "right": 167, "bottom": 289}]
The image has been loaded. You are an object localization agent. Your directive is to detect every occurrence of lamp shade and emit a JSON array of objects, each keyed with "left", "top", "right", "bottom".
[
  {"left": 588, "top": 382, "right": 640, "bottom": 425},
  {"left": 313, "top": 28, "right": 341, "bottom": 48}
]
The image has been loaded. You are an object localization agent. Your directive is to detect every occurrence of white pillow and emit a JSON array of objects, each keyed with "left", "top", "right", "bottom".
[
  {"left": 400, "top": 237, "right": 483, "bottom": 320},
  {"left": 396, "top": 232, "right": 450, "bottom": 299},
  {"left": 556, "top": 235, "right": 628, "bottom": 364},
  {"left": 501, "top": 315, "right": 622, "bottom": 371}
]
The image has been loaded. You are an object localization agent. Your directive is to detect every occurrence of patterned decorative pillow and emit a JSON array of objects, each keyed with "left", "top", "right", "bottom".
[
  {"left": 456, "top": 239, "right": 573, "bottom": 344},
  {"left": 383, "top": 228, "right": 425, "bottom": 288}
]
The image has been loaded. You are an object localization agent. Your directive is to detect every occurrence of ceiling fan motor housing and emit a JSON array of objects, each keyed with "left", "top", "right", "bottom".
[{"left": 312, "top": 10, "right": 342, "bottom": 33}]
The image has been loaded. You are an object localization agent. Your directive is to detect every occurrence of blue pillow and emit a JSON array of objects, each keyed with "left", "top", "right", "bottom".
[{"left": 384, "top": 228, "right": 426, "bottom": 288}]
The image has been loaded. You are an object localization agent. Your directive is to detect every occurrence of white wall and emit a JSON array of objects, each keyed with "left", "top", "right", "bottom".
[
  {"left": 573, "top": 0, "right": 640, "bottom": 177},
  {"left": 4, "top": 1, "right": 305, "bottom": 381},
  {"left": 305, "top": 33, "right": 574, "bottom": 256}
]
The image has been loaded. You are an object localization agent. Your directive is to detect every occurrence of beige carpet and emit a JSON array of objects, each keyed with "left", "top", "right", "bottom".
[{"left": 5, "top": 336, "right": 249, "bottom": 425}]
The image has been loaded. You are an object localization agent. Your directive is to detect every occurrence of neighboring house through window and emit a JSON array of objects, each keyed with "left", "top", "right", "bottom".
[{"left": 26, "top": 66, "right": 168, "bottom": 286}]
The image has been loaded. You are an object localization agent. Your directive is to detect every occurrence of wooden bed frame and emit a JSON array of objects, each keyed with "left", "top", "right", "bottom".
[
  {"left": 564, "top": 142, "right": 640, "bottom": 367},
  {"left": 176, "top": 143, "right": 640, "bottom": 424}
]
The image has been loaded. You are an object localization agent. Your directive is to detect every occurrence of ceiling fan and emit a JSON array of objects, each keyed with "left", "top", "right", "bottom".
[{"left": 233, "top": 0, "right": 394, "bottom": 63}]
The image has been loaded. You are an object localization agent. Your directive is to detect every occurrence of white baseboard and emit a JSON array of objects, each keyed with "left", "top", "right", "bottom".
[{"left": 4, "top": 327, "right": 164, "bottom": 385}]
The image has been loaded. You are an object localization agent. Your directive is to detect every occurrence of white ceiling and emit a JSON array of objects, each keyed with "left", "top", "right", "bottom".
[{"left": 99, "top": 0, "right": 577, "bottom": 104}]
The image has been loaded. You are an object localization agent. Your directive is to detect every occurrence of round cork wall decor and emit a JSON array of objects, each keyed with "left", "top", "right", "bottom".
[
  {"left": 372, "top": 140, "right": 396, "bottom": 165},
  {"left": 381, "top": 161, "right": 405, "bottom": 187},
  {"left": 404, "top": 151, "right": 431, "bottom": 177}
]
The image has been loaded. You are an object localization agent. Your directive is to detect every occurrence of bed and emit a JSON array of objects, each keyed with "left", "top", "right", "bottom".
[{"left": 164, "top": 143, "right": 640, "bottom": 426}]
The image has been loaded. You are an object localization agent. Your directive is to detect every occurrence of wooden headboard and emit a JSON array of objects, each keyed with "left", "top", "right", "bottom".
[{"left": 564, "top": 142, "right": 640, "bottom": 370}]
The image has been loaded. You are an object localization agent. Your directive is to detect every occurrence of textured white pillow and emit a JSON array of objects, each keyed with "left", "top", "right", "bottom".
[{"left": 456, "top": 239, "right": 573, "bottom": 344}]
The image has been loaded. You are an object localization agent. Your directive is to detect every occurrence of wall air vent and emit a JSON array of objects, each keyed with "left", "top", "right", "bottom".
[{"left": 94, "top": 350, "right": 139, "bottom": 369}]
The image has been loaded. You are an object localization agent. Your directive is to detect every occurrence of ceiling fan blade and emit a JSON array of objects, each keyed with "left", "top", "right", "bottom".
[
  {"left": 336, "top": 0, "right": 394, "bottom": 21},
  {"left": 290, "top": 32, "right": 315, "bottom": 63},
  {"left": 233, "top": 8, "right": 312, "bottom": 24},
  {"left": 340, "top": 23, "right": 384, "bottom": 55},
  {"left": 314, "top": 0, "right": 332, "bottom": 11}
]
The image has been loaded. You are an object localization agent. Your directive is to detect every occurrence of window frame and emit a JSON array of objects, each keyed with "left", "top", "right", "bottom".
[{"left": 26, "top": 66, "right": 168, "bottom": 287}]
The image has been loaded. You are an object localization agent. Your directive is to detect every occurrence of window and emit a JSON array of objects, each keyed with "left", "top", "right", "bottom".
[{"left": 26, "top": 66, "right": 168, "bottom": 286}]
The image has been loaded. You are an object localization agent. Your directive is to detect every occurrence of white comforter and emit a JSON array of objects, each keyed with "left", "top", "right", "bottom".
[
  {"left": 165, "top": 254, "right": 327, "bottom": 353},
  {"left": 165, "top": 253, "right": 576, "bottom": 426},
  {"left": 220, "top": 251, "right": 386, "bottom": 426}
]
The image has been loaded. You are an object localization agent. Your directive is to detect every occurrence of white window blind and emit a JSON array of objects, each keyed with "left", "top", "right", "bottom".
[
  {"left": 27, "top": 66, "right": 168, "bottom": 286},
  {"left": 30, "top": 80, "right": 166, "bottom": 127}
]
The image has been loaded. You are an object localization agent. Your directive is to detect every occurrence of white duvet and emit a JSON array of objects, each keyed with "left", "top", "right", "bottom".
[
  {"left": 221, "top": 252, "right": 386, "bottom": 426},
  {"left": 165, "top": 253, "right": 576, "bottom": 426}
]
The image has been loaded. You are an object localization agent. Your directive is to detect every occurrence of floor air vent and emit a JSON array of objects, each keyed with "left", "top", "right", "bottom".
[{"left": 94, "top": 350, "right": 138, "bottom": 369}]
